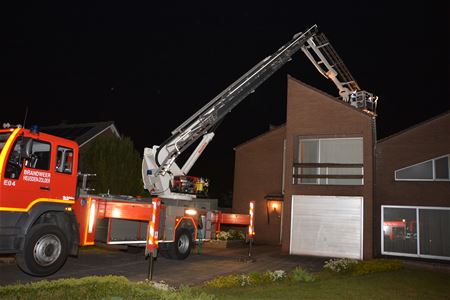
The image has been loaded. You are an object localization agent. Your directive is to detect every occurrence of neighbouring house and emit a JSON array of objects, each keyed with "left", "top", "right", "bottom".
[
  {"left": 375, "top": 112, "right": 450, "bottom": 260},
  {"left": 233, "top": 76, "right": 375, "bottom": 259},
  {"left": 42, "top": 121, "right": 120, "bottom": 149},
  {"left": 41, "top": 121, "right": 120, "bottom": 170},
  {"left": 233, "top": 125, "right": 286, "bottom": 245}
]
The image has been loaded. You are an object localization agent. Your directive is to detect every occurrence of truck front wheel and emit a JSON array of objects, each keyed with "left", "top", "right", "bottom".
[{"left": 16, "top": 224, "right": 68, "bottom": 276}]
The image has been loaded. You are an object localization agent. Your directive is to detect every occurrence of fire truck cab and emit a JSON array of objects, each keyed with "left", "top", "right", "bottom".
[{"left": 0, "top": 126, "right": 80, "bottom": 276}]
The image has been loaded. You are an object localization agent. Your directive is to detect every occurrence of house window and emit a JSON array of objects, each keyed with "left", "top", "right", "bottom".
[
  {"left": 382, "top": 206, "right": 450, "bottom": 260},
  {"left": 419, "top": 209, "right": 450, "bottom": 257},
  {"left": 293, "top": 137, "right": 364, "bottom": 185},
  {"left": 395, "top": 155, "right": 450, "bottom": 181},
  {"left": 382, "top": 207, "right": 417, "bottom": 255}
]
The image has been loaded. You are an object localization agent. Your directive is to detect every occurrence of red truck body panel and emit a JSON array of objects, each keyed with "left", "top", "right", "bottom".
[{"left": 0, "top": 128, "right": 78, "bottom": 212}]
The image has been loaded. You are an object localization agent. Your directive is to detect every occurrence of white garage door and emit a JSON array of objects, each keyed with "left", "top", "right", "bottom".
[{"left": 290, "top": 195, "right": 363, "bottom": 259}]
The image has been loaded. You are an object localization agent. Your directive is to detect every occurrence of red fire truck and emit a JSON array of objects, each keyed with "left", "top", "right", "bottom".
[{"left": 0, "top": 126, "right": 251, "bottom": 276}]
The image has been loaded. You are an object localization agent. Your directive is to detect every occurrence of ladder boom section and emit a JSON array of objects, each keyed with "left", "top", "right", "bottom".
[
  {"left": 156, "top": 25, "right": 318, "bottom": 175},
  {"left": 301, "top": 32, "right": 377, "bottom": 114}
]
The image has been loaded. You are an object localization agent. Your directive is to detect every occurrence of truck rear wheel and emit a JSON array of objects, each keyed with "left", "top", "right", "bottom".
[
  {"left": 16, "top": 224, "right": 68, "bottom": 276},
  {"left": 168, "top": 228, "right": 192, "bottom": 260}
]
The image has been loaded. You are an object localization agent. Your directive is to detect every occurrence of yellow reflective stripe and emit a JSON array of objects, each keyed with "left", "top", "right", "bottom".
[
  {"left": 0, "top": 128, "right": 21, "bottom": 180},
  {"left": 0, "top": 198, "right": 75, "bottom": 212}
]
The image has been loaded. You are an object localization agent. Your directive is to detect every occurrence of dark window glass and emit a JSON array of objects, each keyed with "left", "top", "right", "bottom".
[
  {"left": 296, "top": 138, "right": 363, "bottom": 185},
  {"left": 419, "top": 209, "right": 450, "bottom": 257},
  {"left": 56, "top": 146, "right": 74, "bottom": 174},
  {"left": 396, "top": 160, "right": 433, "bottom": 180},
  {"left": 383, "top": 207, "right": 417, "bottom": 254},
  {"left": 435, "top": 156, "right": 449, "bottom": 180},
  {"left": 26, "top": 140, "right": 51, "bottom": 170}
]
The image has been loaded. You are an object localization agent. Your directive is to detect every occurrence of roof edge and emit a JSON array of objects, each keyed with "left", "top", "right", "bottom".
[
  {"left": 79, "top": 123, "right": 120, "bottom": 147},
  {"left": 287, "top": 75, "right": 375, "bottom": 120},
  {"left": 378, "top": 110, "right": 450, "bottom": 144},
  {"left": 42, "top": 121, "right": 115, "bottom": 129},
  {"left": 234, "top": 124, "right": 286, "bottom": 150}
]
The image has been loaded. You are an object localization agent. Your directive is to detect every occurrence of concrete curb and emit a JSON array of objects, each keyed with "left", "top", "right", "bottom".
[{"left": 0, "top": 256, "right": 16, "bottom": 265}]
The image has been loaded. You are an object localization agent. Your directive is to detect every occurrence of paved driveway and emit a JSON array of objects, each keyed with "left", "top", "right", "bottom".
[{"left": 0, "top": 244, "right": 327, "bottom": 287}]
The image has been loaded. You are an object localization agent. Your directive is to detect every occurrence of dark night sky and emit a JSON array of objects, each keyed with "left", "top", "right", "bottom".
[{"left": 2, "top": 2, "right": 449, "bottom": 197}]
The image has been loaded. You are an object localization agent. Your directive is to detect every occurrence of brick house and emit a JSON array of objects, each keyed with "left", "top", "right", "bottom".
[
  {"left": 375, "top": 112, "right": 450, "bottom": 260},
  {"left": 233, "top": 75, "right": 449, "bottom": 261},
  {"left": 233, "top": 76, "right": 375, "bottom": 259}
]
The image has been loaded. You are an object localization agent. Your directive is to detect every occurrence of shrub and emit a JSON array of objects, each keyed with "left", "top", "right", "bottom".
[
  {"left": 0, "top": 276, "right": 214, "bottom": 300},
  {"left": 290, "top": 267, "right": 316, "bottom": 282},
  {"left": 203, "top": 274, "right": 241, "bottom": 288},
  {"left": 323, "top": 258, "right": 359, "bottom": 273},
  {"left": 0, "top": 276, "right": 161, "bottom": 300},
  {"left": 351, "top": 259, "right": 403, "bottom": 276},
  {"left": 240, "top": 274, "right": 251, "bottom": 286},
  {"left": 82, "top": 135, "right": 144, "bottom": 196},
  {"left": 267, "top": 270, "right": 287, "bottom": 282},
  {"left": 204, "top": 270, "right": 288, "bottom": 288},
  {"left": 216, "top": 230, "right": 245, "bottom": 241},
  {"left": 248, "top": 271, "right": 271, "bottom": 285},
  {"left": 216, "top": 231, "right": 229, "bottom": 240}
]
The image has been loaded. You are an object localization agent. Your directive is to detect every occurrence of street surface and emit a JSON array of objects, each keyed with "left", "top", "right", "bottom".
[{"left": 0, "top": 244, "right": 327, "bottom": 286}]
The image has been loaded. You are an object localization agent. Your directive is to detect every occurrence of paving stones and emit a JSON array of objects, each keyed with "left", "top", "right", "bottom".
[{"left": 0, "top": 244, "right": 327, "bottom": 287}]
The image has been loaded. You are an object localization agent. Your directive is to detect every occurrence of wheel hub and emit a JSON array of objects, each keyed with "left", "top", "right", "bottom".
[{"left": 33, "top": 234, "right": 62, "bottom": 266}]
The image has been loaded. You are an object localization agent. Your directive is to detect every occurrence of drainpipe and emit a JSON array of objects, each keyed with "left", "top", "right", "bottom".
[
  {"left": 372, "top": 116, "right": 378, "bottom": 258},
  {"left": 280, "top": 139, "right": 287, "bottom": 244}
]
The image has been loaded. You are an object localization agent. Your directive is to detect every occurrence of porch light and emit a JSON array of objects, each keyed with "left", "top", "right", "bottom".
[
  {"left": 264, "top": 194, "right": 283, "bottom": 224},
  {"left": 272, "top": 202, "right": 279, "bottom": 212}
]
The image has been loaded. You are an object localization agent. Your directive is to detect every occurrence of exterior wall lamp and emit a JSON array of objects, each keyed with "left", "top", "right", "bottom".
[{"left": 264, "top": 194, "right": 283, "bottom": 224}]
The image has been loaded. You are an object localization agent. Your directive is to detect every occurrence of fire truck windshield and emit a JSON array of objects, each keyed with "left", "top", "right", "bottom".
[{"left": 0, "top": 132, "right": 12, "bottom": 153}]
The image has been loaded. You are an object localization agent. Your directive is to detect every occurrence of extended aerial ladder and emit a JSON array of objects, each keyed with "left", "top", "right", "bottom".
[
  {"left": 300, "top": 32, "right": 378, "bottom": 114},
  {"left": 142, "top": 24, "right": 378, "bottom": 200}
]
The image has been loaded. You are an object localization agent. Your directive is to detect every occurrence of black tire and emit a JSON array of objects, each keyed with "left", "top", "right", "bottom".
[
  {"left": 168, "top": 228, "right": 192, "bottom": 260},
  {"left": 16, "top": 224, "right": 68, "bottom": 277}
]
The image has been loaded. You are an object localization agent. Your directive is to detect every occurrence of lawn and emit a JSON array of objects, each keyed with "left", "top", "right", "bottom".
[
  {"left": 1, "top": 267, "right": 449, "bottom": 299},
  {"left": 204, "top": 268, "right": 450, "bottom": 300}
]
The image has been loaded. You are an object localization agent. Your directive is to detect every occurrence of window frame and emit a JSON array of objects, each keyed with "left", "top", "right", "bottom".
[
  {"left": 381, "top": 205, "right": 450, "bottom": 261},
  {"left": 4, "top": 137, "right": 52, "bottom": 179},
  {"left": 4, "top": 138, "right": 24, "bottom": 179},
  {"left": 55, "top": 145, "right": 74, "bottom": 175},
  {"left": 0, "top": 132, "right": 12, "bottom": 153},
  {"left": 294, "top": 136, "right": 364, "bottom": 185},
  {"left": 27, "top": 139, "right": 52, "bottom": 171},
  {"left": 394, "top": 154, "right": 450, "bottom": 182}
]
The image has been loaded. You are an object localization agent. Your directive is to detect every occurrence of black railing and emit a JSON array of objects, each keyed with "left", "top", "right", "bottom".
[{"left": 292, "top": 162, "right": 364, "bottom": 184}]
